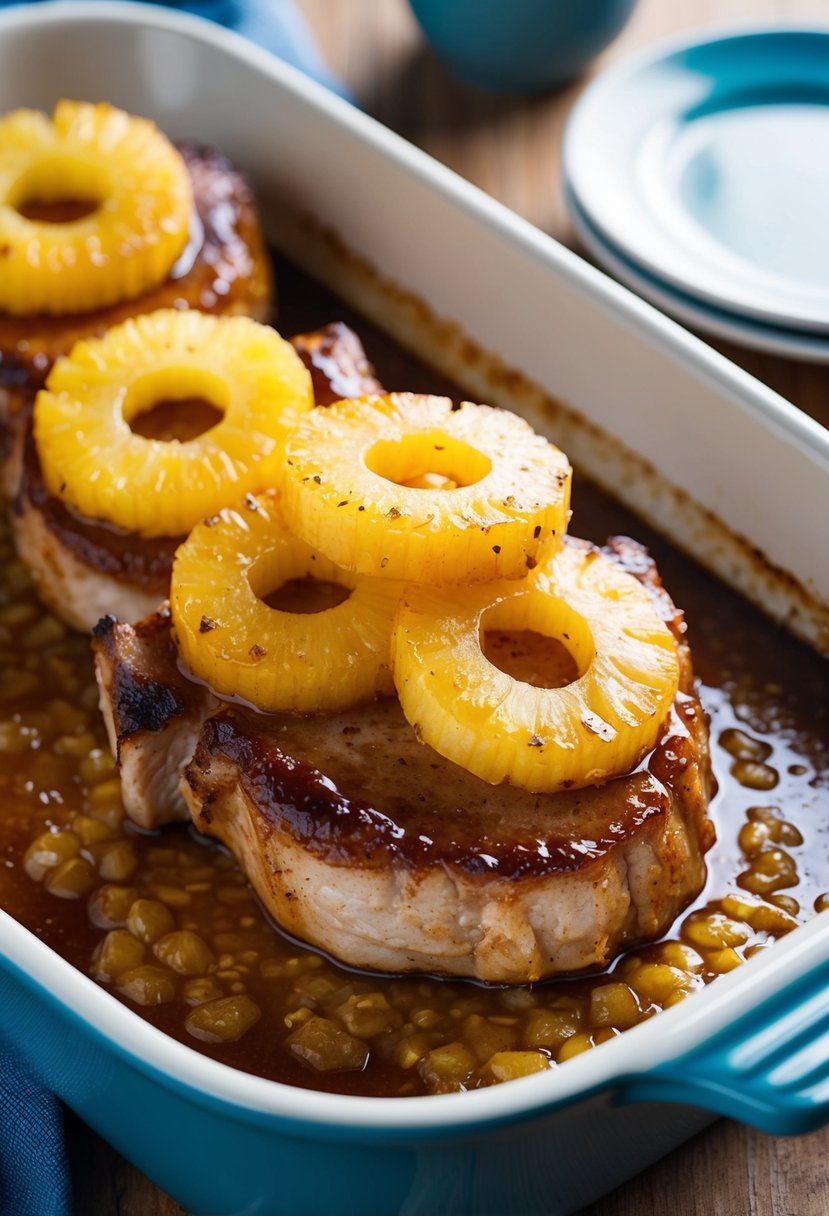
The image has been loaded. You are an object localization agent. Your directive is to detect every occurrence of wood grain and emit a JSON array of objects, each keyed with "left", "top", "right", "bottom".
[{"left": 69, "top": 0, "right": 829, "bottom": 1211}]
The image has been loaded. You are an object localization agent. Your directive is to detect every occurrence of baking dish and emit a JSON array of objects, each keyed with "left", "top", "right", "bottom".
[{"left": 0, "top": 5, "right": 828, "bottom": 1214}]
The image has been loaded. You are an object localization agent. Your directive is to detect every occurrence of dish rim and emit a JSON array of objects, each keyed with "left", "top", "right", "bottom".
[
  {"left": 0, "top": 0, "right": 827, "bottom": 1136},
  {"left": 6, "top": 909, "right": 829, "bottom": 1133}
]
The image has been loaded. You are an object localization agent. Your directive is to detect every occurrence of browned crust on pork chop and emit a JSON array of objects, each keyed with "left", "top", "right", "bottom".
[
  {"left": 11, "top": 431, "right": 183, "bottom": 630},
  {"left": 93, "top": 536, "right": 715, "bottom": 979},
  {"left": 291, "top": 322, "right": 383, "bottom": 406},
  {"left": 17, "top": 422, "right": 180, "bottom": 595},
  {"left": 12, "top": 324, "right": 380, "bottom": 631},
  {"left": 183, "top": 692, "right": 708, "bottom": 879},
  {"left": 93, "top": 607, "right": 218, "bottom": 828}
]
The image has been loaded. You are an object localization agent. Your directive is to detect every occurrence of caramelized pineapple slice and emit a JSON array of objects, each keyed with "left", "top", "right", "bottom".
[
  {"left": 0, "top": 101, "right": 191, "bottom": 315},
  {"left": 280, "top": 393, "right": 571, "bottom": 585},
  {"left": 392, "top": 541, "right": 680, "bottom": 792},
  {"left": 34, "top": 310, "right": 313, "bottom": 538},
  {"left": 170, "top": 492, "right": 401, "bottom": 713}
]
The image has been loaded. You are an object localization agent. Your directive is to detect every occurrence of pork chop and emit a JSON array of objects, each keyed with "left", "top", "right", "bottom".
[
  {"left": 94, "top": 537, "right": 715, "bottom": 982},
  {"left": 93, "top": 607, "right": 217, "bottom": 829},
  {"left": 13, "top": 323, "right": 381, "bottom": 631}
]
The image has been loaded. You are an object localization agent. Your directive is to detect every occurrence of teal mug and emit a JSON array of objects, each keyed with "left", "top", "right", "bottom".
[{"left": 408, "top": 0, "right": 638, "bottom": 94}]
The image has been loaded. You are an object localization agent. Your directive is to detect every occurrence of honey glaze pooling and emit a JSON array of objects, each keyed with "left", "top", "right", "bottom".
[{"left": 0, "top": 260, "right": 827, "bottom": 1096}]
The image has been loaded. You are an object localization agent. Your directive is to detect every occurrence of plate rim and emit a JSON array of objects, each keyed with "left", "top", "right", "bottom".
[
  {"left": 564, "top": 22, "right": 829, "bottom": 334},
  {"left": 565, "top": 180, "right": 829, "bottom": 363}
]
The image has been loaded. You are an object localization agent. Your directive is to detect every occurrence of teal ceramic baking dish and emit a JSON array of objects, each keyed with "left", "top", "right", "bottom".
[{"left": 0, "top": 6, "right": 828, "bottom": 1214}]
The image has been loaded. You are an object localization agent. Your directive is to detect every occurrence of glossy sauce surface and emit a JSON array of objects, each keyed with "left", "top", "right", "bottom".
[{"left": 0, "top": 259, "right": 827, "bottom": 1097}]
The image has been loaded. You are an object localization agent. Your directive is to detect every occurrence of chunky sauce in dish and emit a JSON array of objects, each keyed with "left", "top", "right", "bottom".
[{"left": 0, "top": 260, "right": 827, "bottom": 1097}]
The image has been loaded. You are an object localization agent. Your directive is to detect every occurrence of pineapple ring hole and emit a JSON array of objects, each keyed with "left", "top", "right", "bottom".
[
  {"left": 16, "top": 197, "right": 99, "bottom": 223},
  {"left": 365, "top": 432, "right": 491, "bottom": 490},
  {"left": 262, "top": 577, "right": 351, "bottom": 615},
  {"left": 480, "top": 592, "right": 594, "bottom": 690},
  {"left": 248, "top": 549, "right": 353, "bottom": 616},
  {"left": 122, "top": 368, "right": 229, "bottom": 443},
  {"left": 130, "top": 398, "right": 225, "bottom": 443},
  {"left": 10, "top": 156, "right": 108, "bottom": 224},
  {"left": 483, "top": 630, "right": 579, "bottom": 690}
]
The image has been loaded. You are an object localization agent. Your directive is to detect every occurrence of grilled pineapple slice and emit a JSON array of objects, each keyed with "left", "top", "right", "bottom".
[
  {"left": 0, "top": 101, "right": 191, "bottom": 315},
  {"left": 392, "top": 541, "right": 680, "bottom": 792},
  {"left": 171, "top": 492, "right": 401, "bottom": 713},
  {"left": 280, "top": 393, "right": 571, "bottom": 585},
  {"left": 34, "top": 310, "right": 313, "bottom": 537}
]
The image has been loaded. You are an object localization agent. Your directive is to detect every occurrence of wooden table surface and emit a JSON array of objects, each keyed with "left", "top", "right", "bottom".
[{"left": 70, "top": 1, "right": 829, "bottom": 1211}]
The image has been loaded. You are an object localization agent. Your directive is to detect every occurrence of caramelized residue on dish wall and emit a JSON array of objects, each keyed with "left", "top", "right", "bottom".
[{"left": 0, "top": 260, "right": 827, "bottom": 1097}]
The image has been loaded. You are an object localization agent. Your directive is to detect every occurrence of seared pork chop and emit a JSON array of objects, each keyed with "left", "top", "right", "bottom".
[
  {"left": 94, "top": 607, "right": 217, "bottom": 828},
  {"left": 290, "top": 321, "right": 383, "bottom": 406},
  {"left": 94, "top": 537, "right": 714, "bottom": 982},
  {"left": 0, "top": 143, "right": 272, "bottom": 503},
  {"left": 13, "top": 323, "right": 381, "bottom": 631}
]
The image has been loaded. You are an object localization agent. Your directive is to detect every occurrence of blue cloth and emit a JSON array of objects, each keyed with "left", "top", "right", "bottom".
[
  {"left": 0, "top": 1047, "right": 70, "bottom": 1216},
  {"left": 0, "top": 4, "right": 342, "bottom": 1213},
  {"left": 151, "top": 0, "right": 351, "bottom": 97}
]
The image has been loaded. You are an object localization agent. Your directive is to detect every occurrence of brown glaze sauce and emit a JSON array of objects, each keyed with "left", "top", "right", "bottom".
[
  {"left": 484, "top": 630, "right": 578, "bottom": 689},
  {"left": 0, "top": 258, "right": 827, "bottom": 1098},
  {"left": 129, "top": 397, "right": 224, "bottom": 443},
  {"left": 15, "top": 199, "right": 100, "bottom": 224}
]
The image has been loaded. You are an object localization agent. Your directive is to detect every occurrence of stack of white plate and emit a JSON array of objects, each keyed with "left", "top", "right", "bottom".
[{"left": 563, "top": 26, "right": 829, "bottom": 362}]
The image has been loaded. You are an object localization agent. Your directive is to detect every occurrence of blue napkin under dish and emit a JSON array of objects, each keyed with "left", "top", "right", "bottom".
[
  {"left": 0, "top": 4, "right": 341, "bottom": 1213},
  {"left": 0, "top": 1045, "right": 71, "bottom": 1216}
]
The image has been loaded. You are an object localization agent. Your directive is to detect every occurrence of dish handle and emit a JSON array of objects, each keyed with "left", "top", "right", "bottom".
[{"left": 619, "top": 953, "right": 829, "bottom": 1134}]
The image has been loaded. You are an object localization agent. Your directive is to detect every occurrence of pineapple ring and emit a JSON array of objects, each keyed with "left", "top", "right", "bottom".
[
  {"left": 281, "top": 393, "right": 571, "bottom": 584},
  {"left": 34, "top": 310, "right": 314, "bottom": 538},
  {"left": 171, "top": 492, "right": 401, "bottom": 713},
  {"left": 392, "top": 542, "right": 680, "bottom": 793},
  {"left": 0, "top": 101, "right": 192, "bottom": 316}
]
